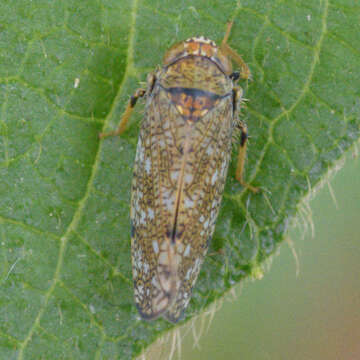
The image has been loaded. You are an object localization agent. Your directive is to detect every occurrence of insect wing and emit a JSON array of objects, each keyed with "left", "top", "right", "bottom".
[
  {"left": 131, "top": 82, "right": 234, "bottom": 321},
  {"left": 163, "top": 91, "right": 234, "bottom": 322},
  {"left": 131, "top": 84, "right": 183, "bottom": 319}
]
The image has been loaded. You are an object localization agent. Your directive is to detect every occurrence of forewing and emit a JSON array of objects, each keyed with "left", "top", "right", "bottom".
[
  {"left": 163, "top": 94, "right": 234, "bottom": 322},
  {"left": 131, "top": 84, "right": 188, "bottom": 319},
  {"left": 131, "top": 81, "right": 234, "bottom": 322}
]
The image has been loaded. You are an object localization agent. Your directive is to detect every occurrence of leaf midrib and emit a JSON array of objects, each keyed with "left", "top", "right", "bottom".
[{"left": 15, "top": 0, "right": 140, "bottom": 357}]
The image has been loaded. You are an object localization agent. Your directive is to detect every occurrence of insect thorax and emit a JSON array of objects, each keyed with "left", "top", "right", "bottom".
[
  {"left": 160, "top": 56, "right": 233, "bottom": 95},
  {"left": 156, "top": 56, "right": 233, "bottom": 124}
]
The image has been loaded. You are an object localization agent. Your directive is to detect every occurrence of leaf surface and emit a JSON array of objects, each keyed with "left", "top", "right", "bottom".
[{"left": 0, "top": 0, "right": 359, "bottom": 358}]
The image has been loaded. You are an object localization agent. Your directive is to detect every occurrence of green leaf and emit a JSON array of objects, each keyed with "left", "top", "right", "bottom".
[{"left": 0, "top": 0, "right": 359, "bottom": 358}]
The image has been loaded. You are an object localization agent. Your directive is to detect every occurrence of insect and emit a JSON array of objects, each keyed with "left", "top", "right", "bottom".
[{"left": 100, "top": 22, "right": 258, "bottom": 323}]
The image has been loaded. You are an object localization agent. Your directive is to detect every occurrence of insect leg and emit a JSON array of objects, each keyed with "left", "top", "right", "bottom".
[
  {"left": 221, "top": 21, "right": 251, "bottom": 81},
  {"left": 235, "top": 121, "right": 259, "bottom": 193},
  {"left": 99, "top": 88, "right": 146, "bottom": 138},
  {"left": 99, "top": 73, "right": 156, "bottom": 139},
  {"left": 232, "top": 87, "right": 258, "bottom": 193}
]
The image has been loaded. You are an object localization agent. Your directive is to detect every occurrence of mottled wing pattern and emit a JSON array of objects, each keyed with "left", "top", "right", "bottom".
[
  {"left": 163, "top": 90, "right": 234, "bottom": 322},
  {"left": 131, "top": 83, "right": 186, "bottom": 319},
  {"left": 131, "top": 82, "right": 234, "bottom": 321}
]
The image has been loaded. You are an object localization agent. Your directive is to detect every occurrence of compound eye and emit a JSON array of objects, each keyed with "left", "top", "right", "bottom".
[{"left": 229, "top": 71, "right": 240, "bottom": 81}]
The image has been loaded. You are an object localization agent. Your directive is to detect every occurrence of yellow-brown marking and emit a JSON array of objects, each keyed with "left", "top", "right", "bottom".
[{"left": 166, "top": 87, "right": 223, "bottom": 123}]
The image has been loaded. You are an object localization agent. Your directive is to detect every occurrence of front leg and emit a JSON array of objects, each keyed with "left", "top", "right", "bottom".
[
  {"left": 99, "top": 73, "right": 156, "bottom": 139},
  {"left": 221, "top": 21, "right": 251, "bottom": 81}
]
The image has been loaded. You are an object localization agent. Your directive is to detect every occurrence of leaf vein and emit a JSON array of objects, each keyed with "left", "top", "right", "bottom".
[
  {"left": 239, "top": 0, "right": 329, "bottom": 198},
  {"left": 16, "top": 0, "right": 140, "bottom": 356},
  {"left": 0, "top": 215, "right": 61, "bottom": 241}
]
